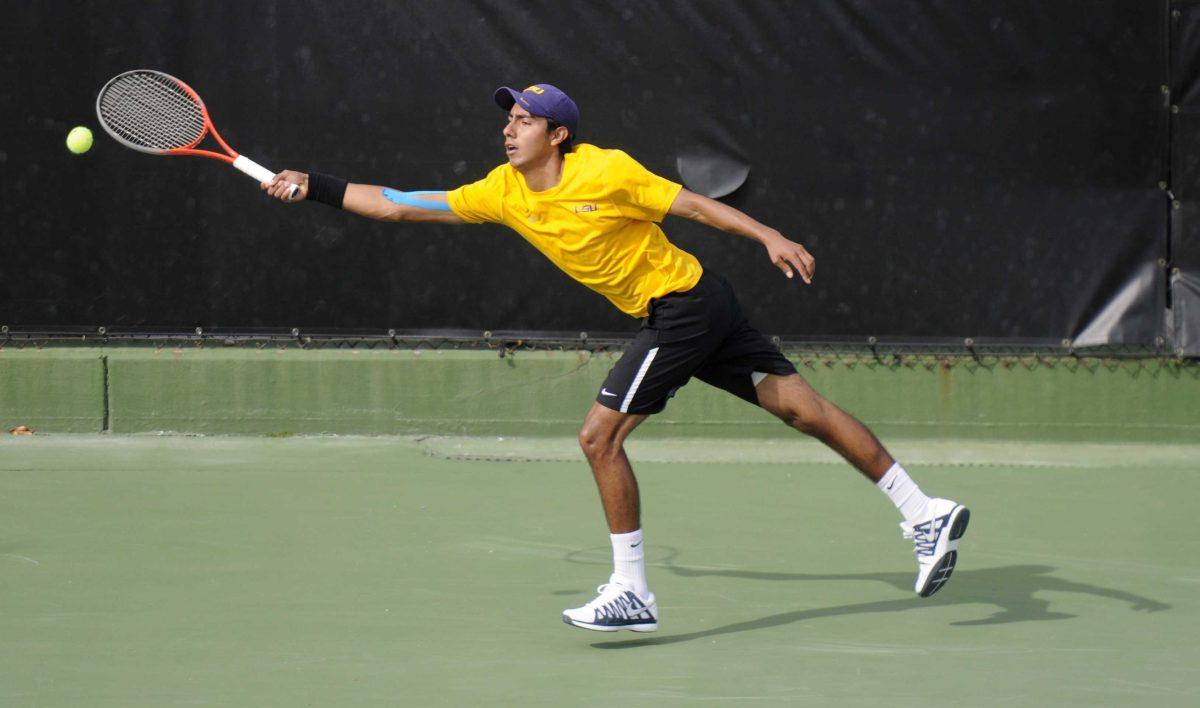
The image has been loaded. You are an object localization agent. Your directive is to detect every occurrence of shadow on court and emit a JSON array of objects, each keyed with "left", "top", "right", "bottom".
[{"left": 562, "top": 547, "right": 1171, "bottom": 648}]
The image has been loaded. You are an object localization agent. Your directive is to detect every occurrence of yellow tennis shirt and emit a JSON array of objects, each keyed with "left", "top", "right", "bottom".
[{"left": 446, "top": 144, "right": 703, "bottom": 318}]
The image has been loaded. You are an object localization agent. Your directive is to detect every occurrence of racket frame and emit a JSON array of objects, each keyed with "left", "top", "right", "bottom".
[{"left": 95, "top": 69, "right": 295, "bottom": 194}]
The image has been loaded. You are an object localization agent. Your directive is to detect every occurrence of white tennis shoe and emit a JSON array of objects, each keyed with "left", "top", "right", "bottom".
[
  {"left": 562, "top": 582, "right": 658, "bottom": 632},
  {"left": 902, "top": 498, "right": 970, "bottom": 597}
]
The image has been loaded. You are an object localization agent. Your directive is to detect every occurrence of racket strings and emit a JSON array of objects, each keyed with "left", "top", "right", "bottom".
[
  {"left": 98, "top": 72, "right": 207, "bottom": 151},
  {"left": 99, "top": 83, "right": 202, "bottom": 150},
  {"left": 104, "top": 74, "right": 205, "bottom": 148},
  {"left": 105, "top": 73, "right": 205, "bottom": 147}
]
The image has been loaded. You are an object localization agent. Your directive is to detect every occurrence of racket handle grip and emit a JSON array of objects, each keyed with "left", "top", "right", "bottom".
[
  {"left": 232, "top": 155, "right": 277, "bottom": 183},
  {"left": 233, "top": 155, "right": 300, "bottom": 200}
]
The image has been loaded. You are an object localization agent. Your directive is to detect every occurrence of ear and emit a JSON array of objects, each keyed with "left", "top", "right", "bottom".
[{"left": 549, "top": 125, "right": 570, "bottom": 147}]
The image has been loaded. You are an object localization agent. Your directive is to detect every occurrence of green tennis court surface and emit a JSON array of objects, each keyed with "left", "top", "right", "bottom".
[{"left": 2, "top": 434, "right": 1197, "bottom": 706}]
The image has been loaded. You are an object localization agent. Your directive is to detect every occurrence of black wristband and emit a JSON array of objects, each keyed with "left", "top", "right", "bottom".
[{"left": 306, "top": 172, "right": 348, "bottom": 208}]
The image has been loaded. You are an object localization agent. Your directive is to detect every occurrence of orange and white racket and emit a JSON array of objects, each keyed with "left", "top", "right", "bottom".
[{"left": 96, "top": 69, "right": 298, "bottom": 199}]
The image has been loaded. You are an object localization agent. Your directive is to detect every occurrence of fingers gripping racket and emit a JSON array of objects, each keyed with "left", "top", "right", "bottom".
[{"left": 96, "top": 69, "right": 298, "bottom": 199}]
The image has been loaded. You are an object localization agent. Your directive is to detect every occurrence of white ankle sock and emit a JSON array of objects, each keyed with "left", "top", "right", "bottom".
[
  {"left": 877, "top": 463, "right": 931, "bottom": 523},
  {"left": 610, "top": 529, "right": 649, "bottom": 597}
]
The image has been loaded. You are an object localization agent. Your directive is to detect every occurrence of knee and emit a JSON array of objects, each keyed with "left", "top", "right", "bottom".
[
  {"left": 777, "top": 399, "right": 829, "bottom": 436},
  {"left": 578, "top": 421, "right": 620, "bottom": 460}
]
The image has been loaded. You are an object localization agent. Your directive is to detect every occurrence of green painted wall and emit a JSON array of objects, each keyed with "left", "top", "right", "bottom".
[
  {"left": 1, "top": 347, "right": 1196, "bottom": 440},
  {"left": 0, "top": 348, "right": 106, "bottom": 432}
]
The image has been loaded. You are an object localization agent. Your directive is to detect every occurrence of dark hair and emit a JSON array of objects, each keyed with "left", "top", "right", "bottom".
[{"left": 546, "top": 118, "right": 574, "bottom": 155}]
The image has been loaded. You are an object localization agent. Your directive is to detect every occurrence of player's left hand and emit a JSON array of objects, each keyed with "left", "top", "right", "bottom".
[{"left": 764, "top": 234, "right": 815, "bottom": 283}]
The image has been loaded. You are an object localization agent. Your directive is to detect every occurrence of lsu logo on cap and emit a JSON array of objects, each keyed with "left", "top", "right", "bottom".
[{"left": 524, "top": 85, "right": 545, "bottom": 94}]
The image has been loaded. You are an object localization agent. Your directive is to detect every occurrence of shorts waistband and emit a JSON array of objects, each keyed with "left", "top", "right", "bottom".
[
  {"left": 644, "top": 271, "right": 725, "bottom": 326},
  {"left": 650, "top": 270, "right": 719, "bottom": 306}
]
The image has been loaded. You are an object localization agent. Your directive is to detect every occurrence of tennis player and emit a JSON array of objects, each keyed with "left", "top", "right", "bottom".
[{"left": 264, "top": 84, "right": 969, "bottom": 633}]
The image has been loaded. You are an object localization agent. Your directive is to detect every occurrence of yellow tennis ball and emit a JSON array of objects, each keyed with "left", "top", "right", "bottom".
[{"left": 66, "top": 126, "right": 93, "bottom": 154}]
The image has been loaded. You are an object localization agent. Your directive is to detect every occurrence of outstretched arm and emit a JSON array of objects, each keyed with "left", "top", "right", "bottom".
[
  {"left": 667, "top": 188, "right": 814, "bottom": 283},
  {"left": 262, "top": 170, "right": 464, "bottom": 224}
]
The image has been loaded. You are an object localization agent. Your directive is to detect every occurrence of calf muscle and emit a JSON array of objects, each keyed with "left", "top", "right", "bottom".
[{"left": 756, "top": 374, "right": 894, "bottom": 481}]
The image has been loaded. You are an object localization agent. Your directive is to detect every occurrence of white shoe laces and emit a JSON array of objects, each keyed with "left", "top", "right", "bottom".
[
  {"left": 901, "top": 516, "right": 943, "bottom": 558},
  {"left": 585, "top": 583, "right": 649, "bottom": 621}
]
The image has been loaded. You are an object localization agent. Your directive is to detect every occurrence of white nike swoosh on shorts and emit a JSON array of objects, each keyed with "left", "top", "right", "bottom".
[{"left": 601, "top": 388, "right": 618, "bottom": 397}]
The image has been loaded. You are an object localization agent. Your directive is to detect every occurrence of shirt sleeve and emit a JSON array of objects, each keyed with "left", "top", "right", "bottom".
[
  {"left": 608, "top": 150, "right": 684, "bottom": 223},
  {"left": 446, "top": 165, "right": 507, "bottom": 224}
]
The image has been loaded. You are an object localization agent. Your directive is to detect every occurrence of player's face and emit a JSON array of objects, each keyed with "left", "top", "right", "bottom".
[{"left": 503, "top": 105, "right": 555, "bottom": 168}]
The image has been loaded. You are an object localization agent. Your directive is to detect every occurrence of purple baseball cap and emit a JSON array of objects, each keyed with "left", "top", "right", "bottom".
[{"left": 494, "top": 84, "right": 579, "bottom": 138}]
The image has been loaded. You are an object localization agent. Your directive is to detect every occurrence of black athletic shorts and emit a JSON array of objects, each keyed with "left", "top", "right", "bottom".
[{"left": 596, "top": 269, "right": 798, "bottom": 415}]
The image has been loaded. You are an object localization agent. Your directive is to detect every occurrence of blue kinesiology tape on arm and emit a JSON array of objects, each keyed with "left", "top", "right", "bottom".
[{"left": 381, "top": 188, "right": 452, "bottom": 212}]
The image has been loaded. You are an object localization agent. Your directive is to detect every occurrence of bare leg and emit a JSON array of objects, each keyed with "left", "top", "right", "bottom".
[
  {"left": 577, "top": 402, "right": 648, "bottom": 533},
  {"left": 755, "top": 373, "right": 894, "bottom": 482},
  {"left": 562, "top": 402, "right": 661, "bottom": 629}
]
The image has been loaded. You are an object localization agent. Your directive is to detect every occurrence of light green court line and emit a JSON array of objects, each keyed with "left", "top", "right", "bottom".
[
  {"left": 10, "top": 434, "right": 1199, "bottom": 469},
  {"left": 417, "top": 435, "right": 1200, "bottom": 469}
]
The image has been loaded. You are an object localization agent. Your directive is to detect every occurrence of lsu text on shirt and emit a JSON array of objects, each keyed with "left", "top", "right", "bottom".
[{"left": 446, "top": 144, "right": 703, "bottom": 318}]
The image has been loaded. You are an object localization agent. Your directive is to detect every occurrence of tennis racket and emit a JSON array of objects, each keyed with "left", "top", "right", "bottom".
[{"left": 96, "top": 69, "right": 299, "bottom": 199}]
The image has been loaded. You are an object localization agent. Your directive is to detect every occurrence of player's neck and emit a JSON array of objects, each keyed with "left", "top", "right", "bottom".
[{"left": 517, "top": 151, "right": 565, "bottom": 192}]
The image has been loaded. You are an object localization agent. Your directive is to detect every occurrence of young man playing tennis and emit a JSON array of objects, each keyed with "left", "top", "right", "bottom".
[{"left": 265, "top": 84, "right": 969, "bottom": 633}]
